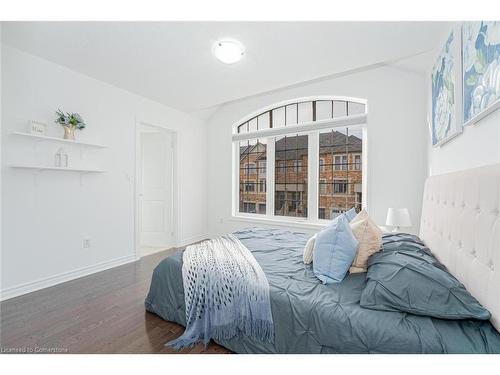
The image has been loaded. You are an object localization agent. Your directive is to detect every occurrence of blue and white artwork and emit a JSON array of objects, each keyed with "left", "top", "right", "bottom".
[
  {"left": 463, "top": 21, "right": 500, "bottom": 124},
  {"left": 431, "top": 31, "right": 457, "bottom": 146}
]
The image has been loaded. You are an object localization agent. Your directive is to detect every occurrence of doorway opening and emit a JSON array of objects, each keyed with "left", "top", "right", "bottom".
[{"left": 135, "top": 122, "right": 177, "bottom": 258}]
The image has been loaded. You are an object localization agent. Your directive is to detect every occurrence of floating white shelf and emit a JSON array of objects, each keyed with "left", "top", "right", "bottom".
[
  {"left": 10, "top": 164, "right": 105, "bottom": 173},
  {"left": 11, "top": 131, "right": 108, "bottom": 148}
]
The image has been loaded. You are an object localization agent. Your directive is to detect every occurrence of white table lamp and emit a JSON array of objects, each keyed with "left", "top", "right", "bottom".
[{"left": 386, "top": 208, "right": 411, "bottom": 232}]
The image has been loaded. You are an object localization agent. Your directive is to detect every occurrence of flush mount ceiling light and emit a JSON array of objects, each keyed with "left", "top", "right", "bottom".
[{"left": 213, "top": 40, "right": 245, "bottom": 64}]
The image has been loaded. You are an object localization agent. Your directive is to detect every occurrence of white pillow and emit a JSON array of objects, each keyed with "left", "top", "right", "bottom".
[{"left": 303, "top": 233, "right": 317, "bottom": 264}]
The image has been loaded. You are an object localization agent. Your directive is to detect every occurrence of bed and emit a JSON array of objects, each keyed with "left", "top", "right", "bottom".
[{"left": 145, "top": 163, "right": 500, "bottom": 353}]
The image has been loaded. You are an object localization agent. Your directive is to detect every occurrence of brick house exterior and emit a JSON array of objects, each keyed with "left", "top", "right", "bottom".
[{"left": 239, "top": 130, "right": 362, "bottom": 220}]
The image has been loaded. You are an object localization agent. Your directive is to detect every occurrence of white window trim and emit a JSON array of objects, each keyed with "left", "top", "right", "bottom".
[
  {"left": 259, "top": 180, "right": 266, "bottom": 193},
  {"left": 319, "top": 178, "right": 327, "bottom": 195},
  {"left": 233, "top": 113, "right": 366, "bottom": 142},
  {"left": 244, "top": 182, "right": 256, "bottom": 192},
  {"left": 233, "top": 95, "right": 368, "bottom": 136},
  {"left": 333, "top": 154, "right": 348, "bottom": 171},
  {"left": 258, "top": 161, "right": 267, "bottom": 176},
  {"left": 244, "top": 162, "right": 257, "bottom": 175},
  {"left": 319, "top": 157, "right": 326, "bottom": 172},
  {"left": 332, "top": 178, "right": 348, "bottom": 195},
  {"left": 353, "top": 153, "right": 362, "bottom": 171},
  {"left": 233, "top": 104, "right": 367, "bottom": 226},
  {"left": 293, "top": 160, "right": 302, "bottom": 172},
  {"left": 277, "top": 160, "right": 286, "bottom": 173}
]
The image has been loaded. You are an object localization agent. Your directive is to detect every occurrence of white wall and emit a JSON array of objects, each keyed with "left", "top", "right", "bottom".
[
  {"left": 428, "top": 110, "right": 500, "bottom": 175},
  {"left": 1, "top": 45, "right": 208, "bottom": 299},
  {"left": 206, "top": 66, "right": 428, "bottom": 237}
]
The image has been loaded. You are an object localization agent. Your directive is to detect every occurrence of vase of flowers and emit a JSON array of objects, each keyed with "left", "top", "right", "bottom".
[{"left": 55, "top": 109, "right": 86, "bottom": 140}]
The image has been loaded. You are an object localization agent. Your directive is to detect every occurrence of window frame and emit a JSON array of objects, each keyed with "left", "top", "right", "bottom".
[
  {"left": 333, "top": 178, "right": 348, "bottom": 195},
  {"left": 244, "top": 182, "right": 255, "bottom": 192},
  {"left": 258, "top": 161, "right": 267, "bottom": 176},
  {"left": 319, "top": 178, "right": 328, "bottom": 195},
  {"left": 293, "top": 160, "right": 302, "bottom": 172},
  {"left": 353, "top": 153, "right": 362, "bottom": 171},
  {"left": 232, "top": 96, "right": 367, "bottom": 227},
  {"left": 319, "top": 157, "right": 326, "bottom": 172},
  {"left": 244, "top": 162, "right": 257, "bottom": 175},
  {"left": 333, "top": 154, "right": 348, "bottom": 171},
  {"left": 277, "top": 161, "right": 286, "bottom": 173},
  {"left": 259, "top": 180, "right": 266, "bottom": 193}
]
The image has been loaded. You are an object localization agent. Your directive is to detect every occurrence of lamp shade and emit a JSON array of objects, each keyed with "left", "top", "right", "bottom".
[{"left": 386, "top": 208, "right": 412, "bottom": 227}]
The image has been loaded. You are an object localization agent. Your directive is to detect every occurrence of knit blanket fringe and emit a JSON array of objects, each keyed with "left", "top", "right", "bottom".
[{"left": 167, "top": 234, "right": 274, "bottom": 349}]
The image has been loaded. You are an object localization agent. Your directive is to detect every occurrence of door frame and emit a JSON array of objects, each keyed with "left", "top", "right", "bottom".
[{"left": 134, "top": 120, "right": 178, "bottom": 259}]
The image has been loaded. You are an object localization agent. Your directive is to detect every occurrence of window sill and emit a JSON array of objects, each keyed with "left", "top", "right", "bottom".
[{"left": 230, "top": 214, "right": 327, "bottom": 231}]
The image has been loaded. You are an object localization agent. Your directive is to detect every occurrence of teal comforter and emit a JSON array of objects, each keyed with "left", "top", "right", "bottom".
[{"left": 145, "top": 228, "right": 500, "bottom": 353}]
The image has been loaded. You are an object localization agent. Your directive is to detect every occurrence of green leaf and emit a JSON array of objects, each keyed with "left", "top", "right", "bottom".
[
  {"left": 474, "top": 49, "right": 486, "bottom": 73},
  {"left": 466, "top": 73, "right": 479, "bottom": 86}
]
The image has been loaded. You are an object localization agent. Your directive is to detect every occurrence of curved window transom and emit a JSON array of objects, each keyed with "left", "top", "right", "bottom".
[{"left": 235, "top": 97, "right": 366, "bottom": 135}]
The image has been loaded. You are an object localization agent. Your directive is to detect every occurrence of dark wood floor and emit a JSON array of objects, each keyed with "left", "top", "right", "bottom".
[{"left": 0, "top": 248, "right": 232, "bottom": 354}]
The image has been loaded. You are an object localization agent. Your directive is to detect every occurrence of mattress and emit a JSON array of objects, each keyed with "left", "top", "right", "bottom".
[{"left": 145, "top": 227, "right": 500, "bottom": 353}]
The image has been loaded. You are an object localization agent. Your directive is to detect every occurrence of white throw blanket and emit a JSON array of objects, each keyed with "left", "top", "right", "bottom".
[{"left": 167, "top": 234, "right": 274, "bottom": 349}]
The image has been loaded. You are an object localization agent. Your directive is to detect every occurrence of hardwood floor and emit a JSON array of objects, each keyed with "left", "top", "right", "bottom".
[{"left": 0, "top": 248, "right": 232, "bottom": 354}]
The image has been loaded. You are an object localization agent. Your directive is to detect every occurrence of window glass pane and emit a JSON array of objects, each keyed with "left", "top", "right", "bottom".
[
  {"left": 285, "top": 104, "right": 298, "bottom": 125},
  {"left": 348, "top": 102, "right": 366, "bottom": 115},
  {"left": 248, "top": 118, "right": 258, "bottom": 132},
  {"left": 275, "top": 134, "right": 308, "bottom": 218},
  {"left": 318, "top": 126, "right": 363, "bottom": 220},
  {"left": 332, "top": 100, "right": 347, "bottom": 117},
  {"left": 315, "top": 100, "right": 332, "bottom": 121},
  {"left": 354, "top": 154, "right": 362, "bottom": 170},
  {"left": 239, "top": 138, "right": 267, "bottom": 215},
  {"left": 238, "top": 99, "right": 365, "bottom": 133},
  {"left": 236, "top": 98, "right": 366, "bottom": 221},
  {"left": 272, "top": 107, "right": 285, "bottom": 128},
  {"left": 258, "top": 112, "right": 270, "bottom": 130},
  {"left": 297, "top": 102, "right": 313, "bottom": 123}
]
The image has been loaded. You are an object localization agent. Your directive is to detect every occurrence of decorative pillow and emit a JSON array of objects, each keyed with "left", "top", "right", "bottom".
[
  {"left": 349, "top": 208, "right": 366, "bottom": 225},
  {"left": 304, "top": 208, "right": 357, "bottom": 266},
  {"left": 313, "top": 215, "right": 359, "bottom": 284},
  {"left": 303, "top": 233, "right": 317, "bottom": 264},
  {"left": 360, "top": 234, "right": 491, "bottom": 320},
  {"left": 349, "top": 210, "right": 383, "bottom": 273},
  {"left": 344, "top": 207, "right": 357, "bottom": 222}
]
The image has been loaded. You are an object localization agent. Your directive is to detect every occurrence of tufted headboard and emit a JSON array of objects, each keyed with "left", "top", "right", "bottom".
[{"left": 420, "top": 163, "right": 500, "bottom": 332}]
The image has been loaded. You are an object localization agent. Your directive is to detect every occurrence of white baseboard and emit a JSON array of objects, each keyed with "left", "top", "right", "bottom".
[
  {"left": 0, "top": 254, "right": 138, "bottom": 302},
  {"left": 1, "top": 234, "right": 210, "bottom": 301},
  {"left": 176, "top": 233, "right": 210, "bottom": 247}
]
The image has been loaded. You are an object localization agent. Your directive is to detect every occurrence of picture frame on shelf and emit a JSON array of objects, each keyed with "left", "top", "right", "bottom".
[{"left": 29, "top": 120, "right": 46, "bottom": 136}]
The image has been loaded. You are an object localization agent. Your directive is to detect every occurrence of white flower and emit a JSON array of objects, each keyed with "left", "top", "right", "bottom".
[
  {"left": 469, "top": 55, "right": 500, "bottom": 118},
  {"left": 484, "top": 21, "right": 500, "bottom": 46},
  {"left": 463, "top": 22, "right": 482, "bottom": 72},
  {"left": 434, "top": 86, "right": 453, "bottom": 141}
]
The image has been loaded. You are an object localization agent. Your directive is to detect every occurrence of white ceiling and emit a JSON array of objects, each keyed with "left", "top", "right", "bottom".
[{"left": 2, "top": 22, "right": 450, "bottom": 114}]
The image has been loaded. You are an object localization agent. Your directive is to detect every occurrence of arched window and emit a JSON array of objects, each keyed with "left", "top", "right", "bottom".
[{"left": 233, "top": 96, "right": 367, "bottom": 223}]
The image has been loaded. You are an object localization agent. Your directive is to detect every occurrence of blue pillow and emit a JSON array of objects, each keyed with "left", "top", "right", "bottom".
[
  {"left": 313, "top": 215, "right": 359, "bottom": 284},
  {"left": 360, "top": 234, "right": 491, "bottom": 320},
  {"left": 344, "top": 208, "right": 357, "bottom": 222}
]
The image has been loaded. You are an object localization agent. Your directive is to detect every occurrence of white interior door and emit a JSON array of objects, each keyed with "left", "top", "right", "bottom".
[{"left": 140, "top": 130, "right": 174, "bottom": 249}]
